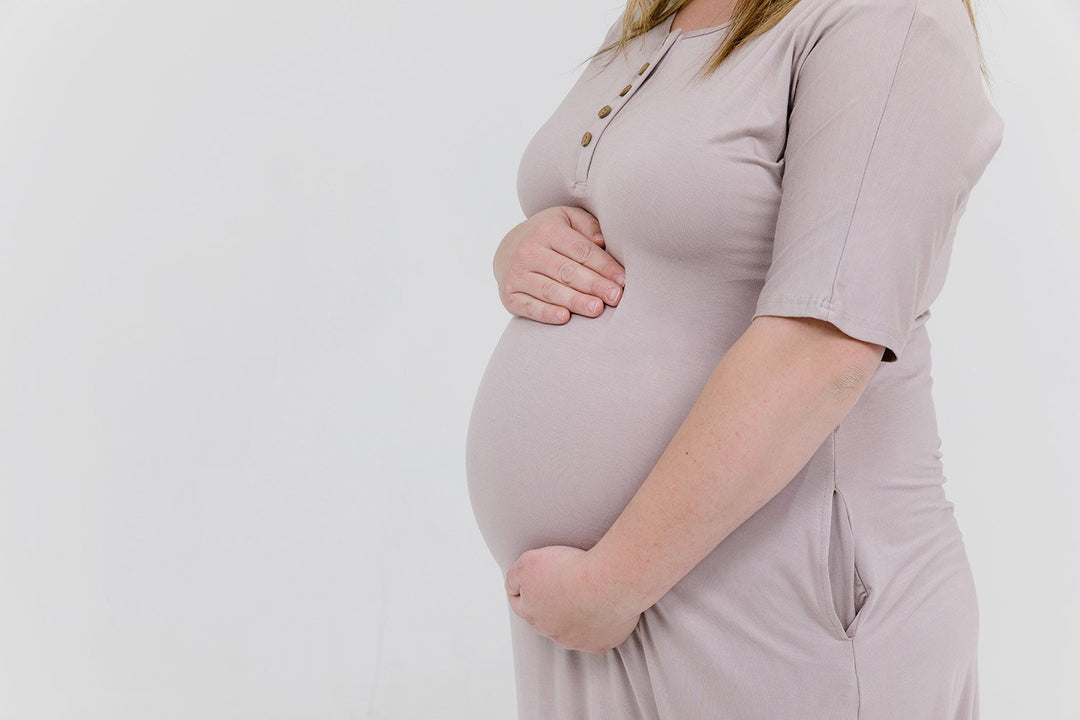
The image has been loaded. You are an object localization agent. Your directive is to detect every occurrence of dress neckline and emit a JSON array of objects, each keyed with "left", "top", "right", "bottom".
[{"left": 664, "top": 12, "right": 733, "bottom": 38}]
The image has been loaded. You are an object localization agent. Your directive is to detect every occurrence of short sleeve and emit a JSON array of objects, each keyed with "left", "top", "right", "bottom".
[{"left": 752, "top": 0, "right": 1005, "bottom": 363}]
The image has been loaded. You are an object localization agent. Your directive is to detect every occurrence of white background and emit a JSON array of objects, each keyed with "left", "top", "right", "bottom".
[{"left": 0, "top": 0, "right": 1075, "bottom": 718}]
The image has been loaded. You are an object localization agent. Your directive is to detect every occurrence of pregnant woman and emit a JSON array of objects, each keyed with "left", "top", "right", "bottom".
[{"left": 465, "top": 0, "right": 1004, "bottom": 717}]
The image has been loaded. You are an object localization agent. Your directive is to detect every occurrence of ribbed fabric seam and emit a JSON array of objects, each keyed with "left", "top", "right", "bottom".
[{"left": 824, "top": 0, "right": 920, "bottom": 311}]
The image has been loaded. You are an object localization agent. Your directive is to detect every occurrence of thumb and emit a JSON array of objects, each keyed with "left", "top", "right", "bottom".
[
  {"left": 505, "top": 566, "right": 521, "bottom": 597},
  {"left": 561, "top": 206, "right": 605, "bottom": 246}
]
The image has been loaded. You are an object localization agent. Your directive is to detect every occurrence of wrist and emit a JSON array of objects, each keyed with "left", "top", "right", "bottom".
[{"left": 583, "top": 542, "right": 655, "bottom": 619}]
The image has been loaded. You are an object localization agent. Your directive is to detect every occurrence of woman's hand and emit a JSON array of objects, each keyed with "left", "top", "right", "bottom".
[
  {"left": 493, "top": 206, "right": 626, "bottom": 324},
  {"left": 505, "top": 545, "right": 642, "bottom": 654}
]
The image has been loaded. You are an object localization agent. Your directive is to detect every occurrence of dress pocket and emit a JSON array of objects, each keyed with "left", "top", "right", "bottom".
[{"left": 821, "top": 486, "right": 870, "bottom": 640}]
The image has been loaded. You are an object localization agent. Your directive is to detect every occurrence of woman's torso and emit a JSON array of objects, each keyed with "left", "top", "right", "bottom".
[{"left": 466, "top": 1, "right": 967, "bottom": 590}]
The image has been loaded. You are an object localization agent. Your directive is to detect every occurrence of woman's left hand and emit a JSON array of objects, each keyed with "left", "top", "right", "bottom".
[{"left": 505, "top": 545, "right": 642, "bottom": 654}]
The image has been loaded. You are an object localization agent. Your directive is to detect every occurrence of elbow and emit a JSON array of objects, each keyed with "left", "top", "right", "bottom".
[
  {"left": 824, "top": 341, "right": 883, "bottom": 402},
  {"left": 748, "top": 315, "right": 884, "bottom": 403},
  {"left": 826, "top": 362, "right": 869, "bottom": 402}
]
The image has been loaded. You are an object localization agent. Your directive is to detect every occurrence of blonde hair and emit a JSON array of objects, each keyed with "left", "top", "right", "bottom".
[{"left": 583, "top": 0, "right": 994, "bottom": 90}]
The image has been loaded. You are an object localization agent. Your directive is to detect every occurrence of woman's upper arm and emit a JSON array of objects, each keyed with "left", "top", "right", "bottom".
[{"left": 751, "top": 0, "right": 1005, "bottom": 364}]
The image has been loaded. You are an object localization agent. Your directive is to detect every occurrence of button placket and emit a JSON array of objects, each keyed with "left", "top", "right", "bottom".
[{"left": 573, "top": 30, "right": 683, "bottom": 187}]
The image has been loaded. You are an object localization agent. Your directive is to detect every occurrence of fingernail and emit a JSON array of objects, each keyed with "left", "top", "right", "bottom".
[
  {"left": 613, "top": 272, "right": 625, "bottom": 286},
  {"left": 607, "top": 287, "right": 620, "bottom": 304},
  {"left": 593, "top": 233, "right": 604, "bottom": 243},
  {"left": 588, "top": 299, "right": 600, "bottom": 313}
]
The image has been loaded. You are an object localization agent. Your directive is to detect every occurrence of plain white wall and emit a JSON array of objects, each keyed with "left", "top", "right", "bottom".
[{"left": 0, "top": 0, "right": 1074, "bottom": 718}]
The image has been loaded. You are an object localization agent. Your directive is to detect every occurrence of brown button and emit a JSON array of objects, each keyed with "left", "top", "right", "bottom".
[
  {"left": 598, "top": 105, "right": 612, "bottom": 118},
  {"left": 619, "top": 83, "right": 632, "bottom": 96},
  {"left": 581, "top": 131, "right": 592, "bottom": 146},
  {"left": 638, "top": 62, "right": 650, "bottom": 75}
]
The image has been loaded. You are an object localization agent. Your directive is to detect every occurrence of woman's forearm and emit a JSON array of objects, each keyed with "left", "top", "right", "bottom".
[{"left": 585, "top": 315, "right": 884, "bottom": 615}]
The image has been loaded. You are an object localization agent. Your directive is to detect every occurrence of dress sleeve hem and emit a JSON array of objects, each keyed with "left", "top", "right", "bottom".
[{"left": 752, "top": 295, "right": 904, "bottom": 363}]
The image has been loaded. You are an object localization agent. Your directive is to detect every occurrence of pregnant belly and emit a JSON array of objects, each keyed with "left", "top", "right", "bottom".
[{"left": 465, "top": 305, "right": 727, "bottom": 572}]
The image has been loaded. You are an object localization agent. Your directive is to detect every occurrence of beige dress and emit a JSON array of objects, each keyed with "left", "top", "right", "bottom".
[{"left": 465, "top": 0, "right": 1005, "bottom": 717}]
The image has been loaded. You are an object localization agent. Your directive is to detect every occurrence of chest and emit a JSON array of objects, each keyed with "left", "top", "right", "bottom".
[{"left": 515, "top": 29, "right": 797, "bottom": 265}]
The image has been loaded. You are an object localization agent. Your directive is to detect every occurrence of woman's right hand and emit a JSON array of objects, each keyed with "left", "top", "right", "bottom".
[{"left": 493, "top": 206, "right": 626, "bottom": 324}]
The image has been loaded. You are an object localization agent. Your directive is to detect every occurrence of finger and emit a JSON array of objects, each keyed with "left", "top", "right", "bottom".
[
  {"left": 548, "top": 222, "right": 626, "bottom": 289},
  {"left": 520, "top": 267, "right": 610, "bottom": 318},
  {"left": 535, "top": 245, "right": 623, "bottom": 309},
  {"left": 504, "top": 291, "right": 572, "bottom": 325},
  {"left": 560, "top": 206, "right": 605, "bottom": 247},
  {"left": 505, "top": 567, "right": 521, "bottom": 597}
]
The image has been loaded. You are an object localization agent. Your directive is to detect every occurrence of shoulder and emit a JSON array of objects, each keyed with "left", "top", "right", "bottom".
[
  {"left": 907, "top": 0, "right": 988, "bottom": 73},
  {"left": 790, "top": 0, "right": 985, "bottom": 82},
  {"left": 784, "top": 0, "right": 916, "bottom": 32},
  {"left": 797, "top": 0, "right": 978, "bottom": 51},
  {"left": 598, "top": 11, "right": 626, "bottom": 48},
  {"left": 797, "top": 0, "right": 1002, "bottom": 185}
]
